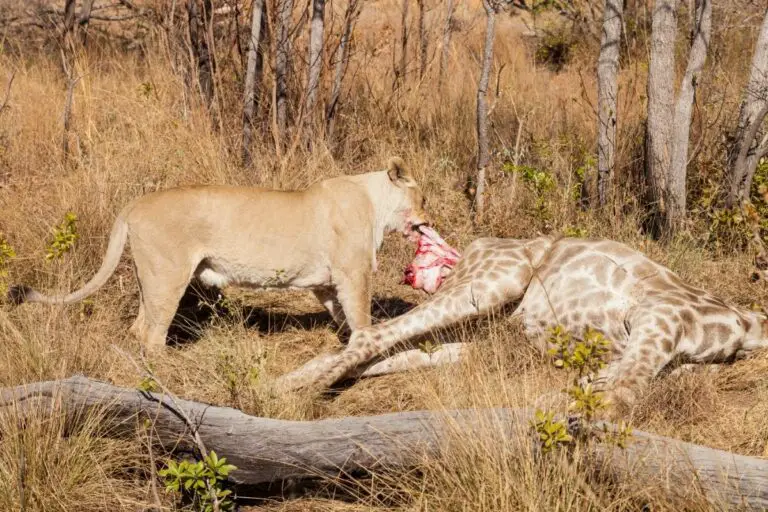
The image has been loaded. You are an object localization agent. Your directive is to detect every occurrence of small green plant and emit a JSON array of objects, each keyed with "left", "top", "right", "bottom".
[
  {"left": 530, "top": 410, "right": 572, "bottom": 453},
  {"left": 159, "top": 451, "right": 237, "bottom": 512},
  {"left": 138, "top": 375, "right": 159, "bottom": 393},
  {"left": 503, "top": 163, "right": 556, "bottom": 223},
  {"left": 418, "top": 339, "right": 442, "bottom": 356},
  {"left": 46, "top": 212, "right": 79, "bottom": 261},
  {"left": 533, "top": 325, "right": 632, "bottom": 453},
  {"left": 216, "top": 351, "right": 264, "bottom": 404},
  {"left": 0, "top": 234, "right": 15, "bottom": 294},
  {"left": 562, "top": 225, "right": 588, "bottom": 238}
]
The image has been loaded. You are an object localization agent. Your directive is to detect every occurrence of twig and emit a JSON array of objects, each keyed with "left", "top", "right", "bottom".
[
  {"left": 0, "top": 71, "right": 15, "bottom": 114},
  {"left": 112, "top": 345, "right": 222, "bottom": 512}
]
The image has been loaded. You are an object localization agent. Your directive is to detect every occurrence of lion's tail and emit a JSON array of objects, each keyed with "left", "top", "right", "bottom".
[{"left": 8, "top": 209, "right": 130, "bottom": 306}]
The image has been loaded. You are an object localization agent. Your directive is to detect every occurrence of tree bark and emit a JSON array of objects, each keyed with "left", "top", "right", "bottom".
[
  {"left": 325, "top": 0, "right": 361, "bottom": 143},
  {"left": 417, "top": 0, "right": 427, "bottom": 79},
  {"left": 726, "top": 8, "right": 768, "bottom": 208},
  {"left": 3, "top": 375, "right": 768, "bottom": 509},
  {"left": 187, "top": 0, "right": 215, "bottom": 109},
  {"left": 438, "top": 0, "right": 455, "bottom": 90},
  {"left": 475, "top": 0, "right": 496, "bottom": 223},
  {"left": 596, "top": 0, "right": 623, "bottom": 207},
  {"left": 242, "top": 0, "right": 266, "bottom": 168},
  {"left": 275, "top": 0, "right": 294, "bottom": 140},
  {"left": 63, "top": 0, "right": 76, "bottom": 40},
  {"left": 77, "top": 0, "right": 95, "bottom": 45},
  {"left": 645, "top": 0, "right": 678, "bottom": 234},
  {"left": 305, "top": 0, "right": 326, "bottom": 117},
  {"left": 397, "top": 0, "right": 410, "bottom": 87},
  {"left": 667, "top": 0, "right": 711, "bottom": 231}
]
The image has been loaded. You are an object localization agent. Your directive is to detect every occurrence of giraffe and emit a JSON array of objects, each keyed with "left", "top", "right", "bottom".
[{"left": 276, "top": 235, "right": 768, "bottom": 406}]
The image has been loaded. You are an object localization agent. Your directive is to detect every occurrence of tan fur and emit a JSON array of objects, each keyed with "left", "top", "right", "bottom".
[
  {"left": 10, "top": 157, "right": 429, "bottom": 350},
  {"left": 278, "top": 236, "right": 768, "bottom": 408}
]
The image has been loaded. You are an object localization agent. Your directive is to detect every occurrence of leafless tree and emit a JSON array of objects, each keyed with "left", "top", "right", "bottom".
[
  {"left": 397, "top": 0, "right": 410, "bottom": 87},
  {"left": 417, "top": 0, "right": 428, "bottom": 79},
  {"left": 306, "top": 0, "right": 326, "bottom": 117},
  {"left": 326, "top": 0, "right": 362, "bottom": 143},
  {"left": 188, "top": 0, "right": 215, "bottom": 109},
  {"left": 475, "top": 0, "right": 497, "bottom": 222},
  {"left": 275, "top": 0, "right": 294, "bottom": 139},
  {"left": 77, "top": 0, "right": 95, "bottom": 44},
  {"left": 645, "top": 0, "right": 711, "bottom": 233},
  {"left": 438, "top": 0, "right": 455, "bottom": 90},
  {"left": 242, "top": 0, "right": 266, "bottom": 167},
  {"left": 726, "top": 8, "right": 768, "bottom": 209},
  {"left": 596, "top": 0, "right": 623, "bottom": 206}
]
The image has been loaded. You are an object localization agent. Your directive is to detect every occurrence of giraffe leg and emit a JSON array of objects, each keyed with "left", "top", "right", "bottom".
[
  {"left": 599, "top": 320, "right": 679, "bottom": 408},
  {"left": 276, "top": 279, "right": 520, "bottom": 392}
]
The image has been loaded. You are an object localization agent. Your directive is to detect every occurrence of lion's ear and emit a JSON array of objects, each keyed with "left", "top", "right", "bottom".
[{"left": 387, "top": 157, "right": 414, "bottom": 185}]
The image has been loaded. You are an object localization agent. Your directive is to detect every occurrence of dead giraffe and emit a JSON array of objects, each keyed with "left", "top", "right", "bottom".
[{"left": 277, "top": 236, "right": 768, "bottom": 405}]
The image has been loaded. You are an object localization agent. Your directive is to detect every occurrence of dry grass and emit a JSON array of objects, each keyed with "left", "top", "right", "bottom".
[{"left": 1, "top": 1, "right": 768, "bottom": 510}]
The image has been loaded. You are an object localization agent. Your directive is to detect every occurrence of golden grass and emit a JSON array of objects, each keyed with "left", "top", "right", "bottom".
[{"left": 1, "top": 1, "right": 768, "bottom": 510}]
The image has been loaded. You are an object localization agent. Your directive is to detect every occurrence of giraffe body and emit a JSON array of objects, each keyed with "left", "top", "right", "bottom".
[{"left": 279, "top": 236, "right": 768, "bottom": 404}]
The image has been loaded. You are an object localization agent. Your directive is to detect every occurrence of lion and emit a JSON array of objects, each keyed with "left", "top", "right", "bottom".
[{"left": 8, "top": 157, "right": 430, "bottom": 350}]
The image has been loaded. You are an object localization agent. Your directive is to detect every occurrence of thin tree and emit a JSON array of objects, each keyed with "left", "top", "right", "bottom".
[
  {"left": 726, "top": 8, "right": 768, "bottom": 208},
  {"left": 475, "top": 0, "right": 497, "bottom": 222},
  {"left": 242, "top": 0, "right": 266, "bottom": 167},
  {"left": 77, "top": 0, "right": 95, "bottom": 45},
  {"left": 188, "top": 0, "right": 215, "bottom": 109},
  {"left": 275, "top": 0, "right": 294, "bottom": 139},
  {"left": 326, "top": 0, "right": 362, "bottom": 143},
  {"left": 645, "top": 0, "right": 711, "bottom": 233},
  {"left": 417, "top": 0, "right": 428, "bottom": 79},
  {"left": 667, "top": 0, "right": 711, "bottom": 228},
  {"left": 438, "top": 0, "right": 455, "bottom": 90},
  {"left": 596, "top": 0, "right": 623, "bottom": 206},
  {"left": 305, "top": 0, "right": 326, "bottom": 140},
  {"left": 396, "top": 0, "right": 410, "bottom": 87}
]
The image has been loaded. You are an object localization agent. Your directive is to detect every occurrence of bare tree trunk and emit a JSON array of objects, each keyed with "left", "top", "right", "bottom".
[
  {"left": 275, "top": 0, "right": 294, "bottom": 140},
  {"left": 242, "top": 0, "right": 266, "bottom": 168},
  {"left": 666, "top": 0, "right": 711, "bottom": 231},
  {"left": 438, "top": 0, "right": 455, "bottom": 90},
  {"left": 475, "top": 0, "right": 496, "bottom": 223},
  {"left": 726, "top": 8, "right": 768, "bottom": 208},
  {"left": 306, "top": 0, "right": 326, "bottom": 117},
  {"left": 417, "top": 0, "right": 427, "bottom": 79},
  {"left": 596, "top": 0, "right": 623, "bottom": 207},
  {"left": 63, "top": 0, "right": 76, "bottom": 42},
  {"left": 77, "top": 0, "right": 95, "bottom": 45},
  {"left": 325, "top": 0, "right": 361, "bottom": 143},
  {"left": 187, "top": 0, "right": 215, "bottom": 109},
  {"left": 397, "top": 0, "right": 410, "bottom": 87},
  {"left": 645, "top": 0, "right": 678, "bottom": 234}
]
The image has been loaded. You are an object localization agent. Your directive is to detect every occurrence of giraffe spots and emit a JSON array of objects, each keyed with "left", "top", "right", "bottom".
[
  {"left": 660, "top": 338, "right": 674, "bottom": 353},
  {"left": 707, "top": 323, "right": 734, "bottom": 345}
]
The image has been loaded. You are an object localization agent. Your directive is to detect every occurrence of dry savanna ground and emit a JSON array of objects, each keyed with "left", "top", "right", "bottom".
[{"left": 1, "top": 0, "right": 768, "bottom": 510}]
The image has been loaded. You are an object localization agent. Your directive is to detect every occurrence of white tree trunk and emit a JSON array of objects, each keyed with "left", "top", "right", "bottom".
[
  {"left": 596, "top": 0, "right": 623, "bottom": 206},
  {"left": 305, "top": 0, "right": 326, "bottom": 116},
  {"left": 645, "top": 0, "right": 678, "bottom": 233},
  {"left": 4, "top": 376, "right": 768, "bottom": 509},
  {"left": 667, "top": 0, "right": 711, "bottom": 231},
  {"left": 475, "top": 0, "right": 496, "bottom": 222},
  {"left": 726, "top": 8, "right": 768, "bottom": 208},
  {"left": 438, "top": 0, "right": 455, "bottom": 90},
  {"left": 242, "top": 0, "right": 266, "bottom": 167}
]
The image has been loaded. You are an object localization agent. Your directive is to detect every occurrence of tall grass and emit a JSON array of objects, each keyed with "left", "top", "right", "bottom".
[{"left": 0, "top": 0, "right": 767, "bottom": 510}]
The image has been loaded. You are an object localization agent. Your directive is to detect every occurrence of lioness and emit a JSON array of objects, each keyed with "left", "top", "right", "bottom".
[{"left": 9, "top": 157, "right": 430, "bottom": 350}]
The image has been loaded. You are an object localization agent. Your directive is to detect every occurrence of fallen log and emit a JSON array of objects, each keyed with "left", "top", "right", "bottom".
[{"left": 1, "top": 376, "right": 767, "bottom": 508}]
